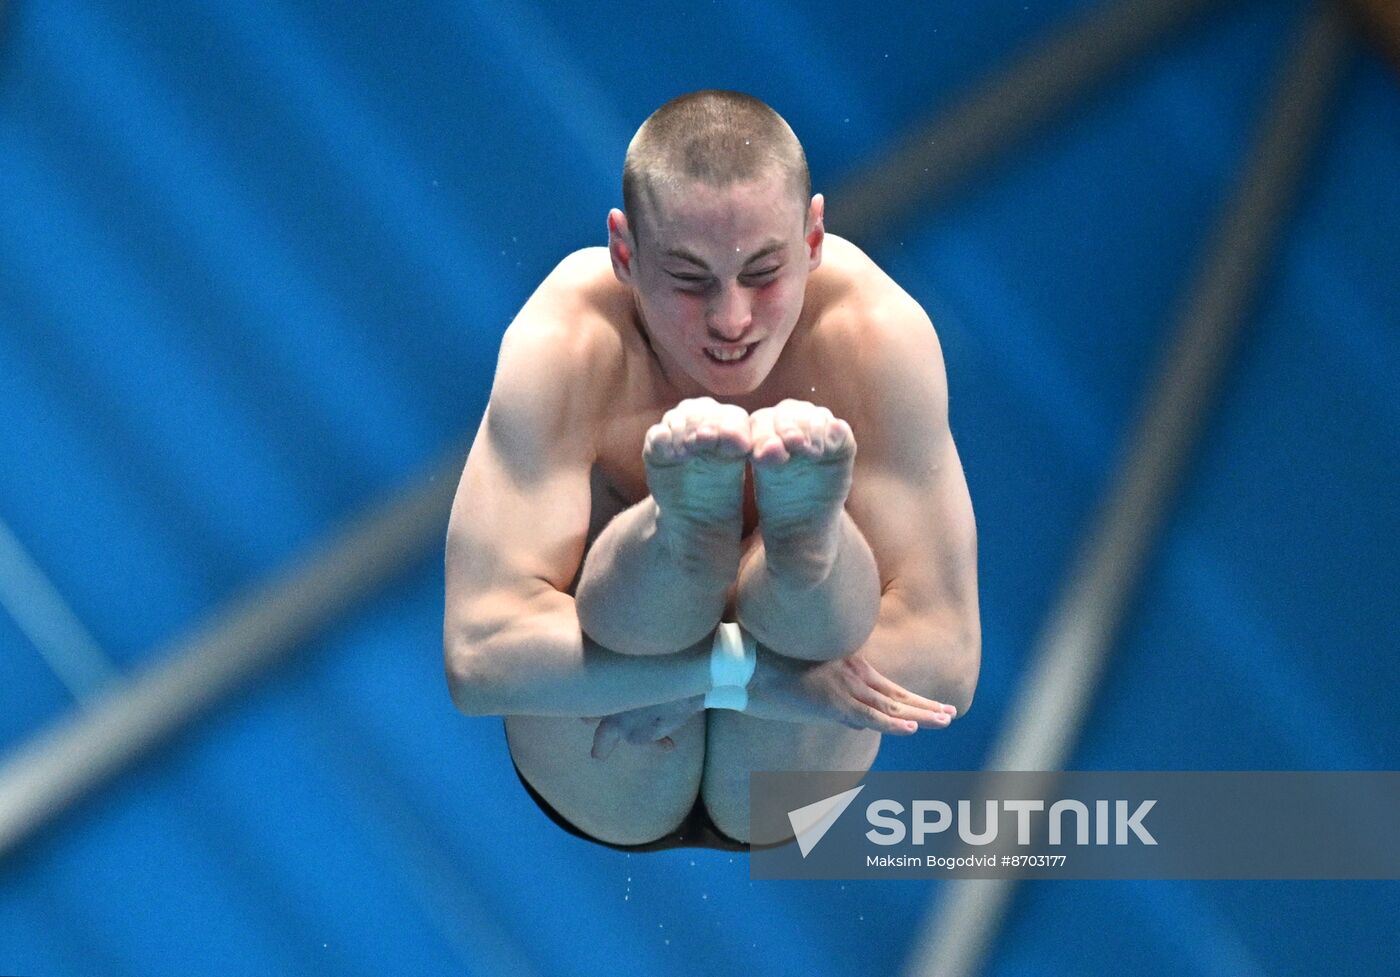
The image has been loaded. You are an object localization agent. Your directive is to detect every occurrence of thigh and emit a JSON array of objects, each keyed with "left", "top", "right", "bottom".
[
  {"left": 700, "top": 710, "right": 882, "bottom": 844},
  {"left": 507, "top": 474, "right": 711, "bottom": 846},
  {"left": 506, "top": 711, "right": 707, "bottom": 846}
]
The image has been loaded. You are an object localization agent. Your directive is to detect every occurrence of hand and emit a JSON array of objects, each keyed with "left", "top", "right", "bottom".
[
  {"left": 745, "top": 645, "right": 957, "bottom": 735},
  {"left": 582, "top": 695, "right": 707, "bottom": 761}
]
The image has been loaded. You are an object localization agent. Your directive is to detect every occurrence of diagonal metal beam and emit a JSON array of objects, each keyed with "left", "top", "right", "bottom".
[
  {"left": 0, "top": 446, "right": 464, "bottom": 856},
  {"left": 902, "top": 6, "right": 1352, "bottom": 977},
  {"left": 0, "top": 448, "right": 539, "bottom": 976},
  {"left": 0, "top": 519, "right": 119, "bottom": 702},
  {"left": 834, "top": 0, "right": 1226, "bottom": 241}
]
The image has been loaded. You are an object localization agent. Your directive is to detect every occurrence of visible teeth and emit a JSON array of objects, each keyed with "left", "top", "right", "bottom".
[{"left": 707, "top": 345, "right": 750, "bottom": 362}]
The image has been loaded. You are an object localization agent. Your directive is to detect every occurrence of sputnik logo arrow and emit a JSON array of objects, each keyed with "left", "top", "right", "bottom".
[{"left": 787, "top": 784, "right": 865, "bottom": 857}]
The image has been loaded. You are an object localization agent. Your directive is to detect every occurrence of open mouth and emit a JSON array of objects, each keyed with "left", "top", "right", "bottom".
[{"left": 703, "top": 342, "right": 758, "bottom": 365}]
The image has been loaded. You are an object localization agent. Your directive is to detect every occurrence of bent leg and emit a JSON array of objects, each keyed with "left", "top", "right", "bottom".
[
  {"left": 506, "top": 504, "right": 720, "bottom": 848},
  {"left": 575, "top": 495, "right": 741, "bottom": 657},
  {"left": 507, "top": 711, "right": 706, "bottom": 846},
  {"left": 700, "top": 709, "right": 881, "bottom": 844},
  {"left": 576, "top": 400, "right": 751, "bottom": 656},
  {"left": 707, "top": 522, "right": 886, "bottom": 843},
  {"left": 733, "top": 519, "right": 881, "bottom": 661}
]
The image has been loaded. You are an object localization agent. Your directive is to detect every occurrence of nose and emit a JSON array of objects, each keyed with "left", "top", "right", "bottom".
[{"left": 706, "top": 281, "right": 753, "bottom": 341}]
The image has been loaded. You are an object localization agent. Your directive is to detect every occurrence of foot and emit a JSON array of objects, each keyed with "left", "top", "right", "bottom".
[
  {"left": 643, "top": 397, "right": 751, "bottom": 562},
  {"left": 748, "top": 399, "right": 856, "bottom": 573}
]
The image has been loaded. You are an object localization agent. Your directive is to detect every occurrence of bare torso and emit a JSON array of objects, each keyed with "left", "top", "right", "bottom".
[
  {"left": 571, "top": 233, "right": 904, "bottom": 574},
  {"left": 503, "top": 235, "right": 923, "bottom": 842}
]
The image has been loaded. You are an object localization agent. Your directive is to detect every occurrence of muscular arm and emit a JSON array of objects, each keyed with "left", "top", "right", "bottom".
[
  {"left": 842, "top": 302, "right": 981, "bottom": 714},
  {"left": 446, "top": 581, "right": 718, "bottom": 717},
  {"left": 444, "top": 261, "right": 721, "bottom": 717}
]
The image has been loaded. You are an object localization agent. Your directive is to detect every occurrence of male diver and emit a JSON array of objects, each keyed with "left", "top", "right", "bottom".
[{"left": 444, "top": 90, "right": 980, "bottom": 852}]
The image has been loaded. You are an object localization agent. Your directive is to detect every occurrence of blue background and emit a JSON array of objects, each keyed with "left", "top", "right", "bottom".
[{"left": 1, "top": 0, "right": 1397, "bottom": 974}]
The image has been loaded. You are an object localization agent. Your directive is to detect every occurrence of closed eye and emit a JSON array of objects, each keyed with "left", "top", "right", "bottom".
[{"left": 668, "top": 266, "right": 780, "bottom": 287}]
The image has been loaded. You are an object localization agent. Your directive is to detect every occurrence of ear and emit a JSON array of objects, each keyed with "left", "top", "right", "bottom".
[
  {"left": 608, "top": 208, "right": 637, "bottom": 286},
  {"left": 804, "top": 194, "right": 825, "bottom": 272}
]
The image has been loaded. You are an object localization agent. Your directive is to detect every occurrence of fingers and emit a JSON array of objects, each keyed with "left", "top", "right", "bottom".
[
  {"left": 590, "top": 716, "right": 660, "bottom": 760},
  {"left": 842, "top": 698, "right": 920, "bottom": 735},
  {"left": 835, "top": 658, "right": 958, "bottom": 735},
  {"left": 592, "top": 722, "right": 671, "bottom": 759},
  {"left": 850, "top": 656, "right": 958, "bottom": 720},
  {"left": 591, "top": 719, "right": 619, "bottom": 760},
  {"left": 849, "top": 686, "right": 952, "bottom": 732},
  {"left": 588, "top": 697, "right": 704, "bottom": 760}
]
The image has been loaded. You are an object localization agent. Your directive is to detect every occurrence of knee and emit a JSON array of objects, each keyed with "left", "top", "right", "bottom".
[{"left": 747, "top": 620, "right": 873, "bottom": 662}]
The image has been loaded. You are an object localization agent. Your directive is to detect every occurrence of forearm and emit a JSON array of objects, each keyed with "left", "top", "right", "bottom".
[
  {"left": 447, "top": 588, "right": 716, "bottom": 717},
  {"left": 574, "top": 496, "right": 738, "bottom": 655},
  {"left": 734, "top": 509, "right": 881, "bottom": 661},
  {"left": 857, "top": 598, "right": 980, "bottom": 716}
]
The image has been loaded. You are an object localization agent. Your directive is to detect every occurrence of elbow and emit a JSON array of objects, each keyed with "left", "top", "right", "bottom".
[
  {"left": 949, "top": 679, "right": 977, "bottom": 720},
  {"left": 949, "top": 625, "right": 981, "bottom": 719},
  {"left": 937, "top": 671, "right": 977, "bottom": 721},
  {"left": 444, "top": 636, "right": 502, "bottom": 717},
  {"left": 928, "top": 614, "right": 979, "bottom": 719}
]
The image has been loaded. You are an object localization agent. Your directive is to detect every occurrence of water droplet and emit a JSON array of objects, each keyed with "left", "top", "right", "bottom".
[
  {"left": 690, "top": 860, "right": 696, "bottom": 866},
  {"left": 659, "top": 923, "right": 665, "bottom": 929},
  {"left": 701, "top": 893, "right": 708, "bottom": 900},
  {"left": 664, "top": 938, "right": 671, "bottom": 945},
  {"left": 625, "top": 894, "right": 630, "bottom": 901}
]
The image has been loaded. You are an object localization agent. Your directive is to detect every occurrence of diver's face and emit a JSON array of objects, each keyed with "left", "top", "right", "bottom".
[{"left": 615, "top": 169, "right": 824, "bottom": 398}]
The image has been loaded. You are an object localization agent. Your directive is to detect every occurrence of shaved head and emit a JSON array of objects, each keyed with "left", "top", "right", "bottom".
[{"left": 622, "top": 90, "right": 811, "bottom": 246}]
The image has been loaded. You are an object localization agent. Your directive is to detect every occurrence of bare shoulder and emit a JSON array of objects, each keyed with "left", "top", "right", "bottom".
[
  {"left": 490, "top": 249, "right": 627, "bottom": 408},
  {"left": 504, "top": 247, "right": 629, "bottom": 374},
  {"left": 487, "top": 248, "right": 629, "bottom": 459},
  {"left": 813, "top": 235, "right": 946, "bottom": 405}
]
